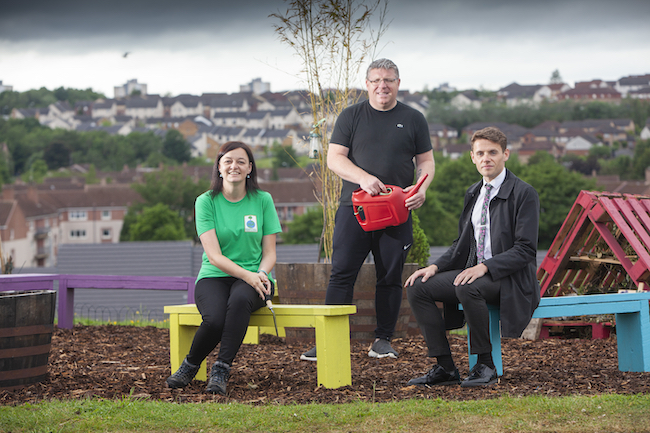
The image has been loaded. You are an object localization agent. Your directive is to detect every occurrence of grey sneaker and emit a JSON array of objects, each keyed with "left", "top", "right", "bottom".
[
  {"left": 300, "top": 346, "right": 317, "bottom": 361},
  {"left": 368, "top": 338, "right": 398, "bottom": 359},
  {"left": 205, "top": 360, "right": 231, "bottom": 395},
  {"left": 166, "top": 357, "right": 200, "bottom": 389}
]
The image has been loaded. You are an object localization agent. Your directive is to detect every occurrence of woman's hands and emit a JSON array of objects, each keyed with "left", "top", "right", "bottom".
[{"left": 245, "top": 270, "right": 272, "bottom": 300}]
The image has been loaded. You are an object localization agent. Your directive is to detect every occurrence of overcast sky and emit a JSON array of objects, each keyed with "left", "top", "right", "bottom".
[{"left": 1, "top": 0, "right": 649, "bottom": 97}]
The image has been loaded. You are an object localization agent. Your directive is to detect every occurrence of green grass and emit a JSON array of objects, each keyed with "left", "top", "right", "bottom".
[
  {"left": 69, "top": 308, "right": 169, "bottom": 328},
  {"left": 2, "top": 394, "right": 649, "bottom": 432}
]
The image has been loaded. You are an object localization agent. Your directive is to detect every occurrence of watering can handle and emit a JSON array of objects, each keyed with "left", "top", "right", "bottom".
[{"left": 405, "top": 174, "right": 429, "bottom": 200}]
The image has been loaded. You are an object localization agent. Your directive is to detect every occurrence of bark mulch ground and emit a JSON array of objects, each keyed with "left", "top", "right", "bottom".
[{"left": 2, "top": 325, "right": 649, "bottom": 405}]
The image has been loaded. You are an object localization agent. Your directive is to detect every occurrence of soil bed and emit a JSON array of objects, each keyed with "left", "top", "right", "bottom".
[{"left": 2, "top": 325, "right": 649, "bottom": 405}]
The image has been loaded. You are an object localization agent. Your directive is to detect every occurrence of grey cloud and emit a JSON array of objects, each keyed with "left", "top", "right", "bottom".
[{"left": 0, "top": 0, "right": 284, "bottom": 42}]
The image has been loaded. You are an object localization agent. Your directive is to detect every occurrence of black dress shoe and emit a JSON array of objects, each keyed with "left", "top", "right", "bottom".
[
  {"left": 407, "top": 365, "right": 461, "bottom": 386},
  {"left": 461, "top": 363, "right": 498, "bottom": 387}
]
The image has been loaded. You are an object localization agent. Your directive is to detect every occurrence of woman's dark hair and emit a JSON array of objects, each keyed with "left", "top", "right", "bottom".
[{"left": 210, "top": 141, "right": 260, "bottom": 196}]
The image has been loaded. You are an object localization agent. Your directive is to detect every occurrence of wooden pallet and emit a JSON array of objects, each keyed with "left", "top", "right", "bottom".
[{"left": 538, "top": 190, "right": 650, "bottom": 297}]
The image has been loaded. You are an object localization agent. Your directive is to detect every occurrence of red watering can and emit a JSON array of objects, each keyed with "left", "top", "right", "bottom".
[{"left": 352, "top": 174, "right": 428, "bottom": 232}]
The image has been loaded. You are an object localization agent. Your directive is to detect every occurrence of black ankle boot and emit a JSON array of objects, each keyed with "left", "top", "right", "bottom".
[
  {"left": 166, "top": 357, "right": 200, "bottom": 389},
  {"left": 205, "top": 360, "right": 230, "bottom": 395}
]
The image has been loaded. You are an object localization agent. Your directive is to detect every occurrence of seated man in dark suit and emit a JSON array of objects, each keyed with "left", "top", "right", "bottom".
[{"left": 405, "top": 126, "right": 541, "bottom": 387}]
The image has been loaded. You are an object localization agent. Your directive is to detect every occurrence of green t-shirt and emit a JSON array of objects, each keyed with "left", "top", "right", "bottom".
[{"left": 195, "top": 189, "right": 282, "bottom": 281}]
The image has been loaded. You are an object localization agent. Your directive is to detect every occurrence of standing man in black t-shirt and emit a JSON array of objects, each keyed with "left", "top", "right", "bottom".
[{"left": 301, "top": 58, "right": 434, "bottom": 361}]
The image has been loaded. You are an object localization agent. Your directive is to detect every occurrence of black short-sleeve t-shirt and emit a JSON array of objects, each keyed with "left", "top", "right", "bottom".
[{"left": 330, "top": 100, "right": 432, "bottom": 205}]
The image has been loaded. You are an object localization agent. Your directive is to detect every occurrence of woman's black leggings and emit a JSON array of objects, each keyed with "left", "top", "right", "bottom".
[{"left": 186, "top": 277, "right": 265, "bottom": 366}]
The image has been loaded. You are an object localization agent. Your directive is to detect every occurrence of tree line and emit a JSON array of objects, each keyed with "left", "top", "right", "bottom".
[
  {"left": 0, "top": 118, "right": 196, "bottom": 184},
  {"left": 424, "top": 93, "right": 650, "bottom": 133},
  {"left": 0, "top": 87, "right": 105, "bottom": 116}
]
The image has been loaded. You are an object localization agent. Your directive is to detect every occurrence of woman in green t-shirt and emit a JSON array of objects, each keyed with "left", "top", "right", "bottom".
[{"left": 166, "top": 141, "right": 282, "bottom": 395}]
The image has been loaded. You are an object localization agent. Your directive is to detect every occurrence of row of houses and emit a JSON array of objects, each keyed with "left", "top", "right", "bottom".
[
  {"left": 443, "top": 118, "right": 648, "bottom": 162},
  {"left": 451, "top": 74, "right": 650, "bottom": 109},
  {"left": 9, "top": 81, "right": 433, "bottom": 158},
  {"left": 0, "top": 164, "right": 322, "bottom": 269}
]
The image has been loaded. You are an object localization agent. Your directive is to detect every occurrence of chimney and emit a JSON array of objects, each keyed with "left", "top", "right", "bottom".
[
  {"left": 2, "top": 185, "right": 15, "bottom": 200},
  {"left": 27, "top": 185, "right": 39, "bottom": 204}
]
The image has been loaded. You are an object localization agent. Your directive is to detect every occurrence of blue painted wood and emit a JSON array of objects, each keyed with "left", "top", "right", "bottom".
[
  {"left": 464, "top": 292, "right": 650, "bottom": 374},
  {"left": 468, "top": 307, "right": 503, "bottom": 375}
]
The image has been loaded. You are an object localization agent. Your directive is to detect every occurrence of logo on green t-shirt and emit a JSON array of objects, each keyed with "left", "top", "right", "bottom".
[{"left": 245, "top": 215, "right": 258, "bottom": 232}]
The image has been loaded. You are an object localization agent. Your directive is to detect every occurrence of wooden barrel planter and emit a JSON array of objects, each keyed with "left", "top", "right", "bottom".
[
  {"left": 275, "top": 263, "right": 419, "bottom": 344},
  {"left": 0, "top": 290, "right": 56, "bottom": 390}
]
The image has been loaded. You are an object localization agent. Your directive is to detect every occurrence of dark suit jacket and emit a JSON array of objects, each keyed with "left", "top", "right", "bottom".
[{"left": 435, "top": 169, "right": 541, "bottom": 338}]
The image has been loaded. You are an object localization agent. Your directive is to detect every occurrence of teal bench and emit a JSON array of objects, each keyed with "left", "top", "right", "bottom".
[{"left": 465, "top": 292, "right": 650, "bottom": 375}]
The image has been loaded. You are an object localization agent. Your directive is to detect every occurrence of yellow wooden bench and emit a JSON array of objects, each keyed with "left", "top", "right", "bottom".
[{"left": 164, "top": 303, "right": 357, "bottom": 389}]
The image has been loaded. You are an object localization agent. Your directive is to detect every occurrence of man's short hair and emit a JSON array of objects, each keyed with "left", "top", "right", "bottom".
[
  {"left": 471, "top": 127, "right": 508, "bottom": 151},
  {"left": 366, "top": 58, "right": 399, "bottom": 79}
]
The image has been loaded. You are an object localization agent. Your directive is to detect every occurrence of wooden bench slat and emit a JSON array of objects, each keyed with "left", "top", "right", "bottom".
[{"left": 165, "top": 304, "right": 356, "bottom": 316}]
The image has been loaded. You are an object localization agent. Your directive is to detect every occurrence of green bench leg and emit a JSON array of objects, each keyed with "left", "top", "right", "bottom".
[
  {"left": 314, "top": 315, "right": 352, "bottom": 388},
  {"left": 468, "top": 305, "right": 503, "bottom": 376},
  {"left": 615, "top": 302, "right": 650, "bottom": 372}
]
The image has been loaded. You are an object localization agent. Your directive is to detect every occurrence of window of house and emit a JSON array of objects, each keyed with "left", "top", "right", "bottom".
[
  {"left": 102, "top": 228, "right": 111, "bottom": 239},
  {"left": 69, "top": 211, "right": 87, "bottom": 221},
  {"left": 70, "top": 229, "right": 87, "bottom": 239},
  {"left": 101, "top": 210, "right": 111, "bottom": 220}
]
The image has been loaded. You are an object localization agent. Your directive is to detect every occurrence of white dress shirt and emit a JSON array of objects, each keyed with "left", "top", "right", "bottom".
[{"left": 471, "top": 168, "right": 507, "bottom": 262}]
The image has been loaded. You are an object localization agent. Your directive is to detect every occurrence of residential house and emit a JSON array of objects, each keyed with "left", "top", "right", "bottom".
[
  {"left": 564, "top": 135, "right": 601, "bottom": 156},
  {"left": 11, "top": 107, "right": 48, "bottom": 120},
  {"left": 246, "top": 111, "right": 271, "bottom": 129},
  {"left": 442, "top": 143, "right": 470, "bottom": 160},
  {"left": 206, "top": 93, "right": 253, "bottom": 115},
  {"left": 91, "top": 99, "right": 118, "bottom": 118},
  {"left": 241, "top": 128, "right": 265, "bottom": 147},
  {"left": 462, "top": 122, "right": 528, "bottom": 149},
  {"left": 212, "top": 112, "right": 249, "bottom": 127},
  {"left": 124, "top": 95, "right": 164, "bottom": 119},
  {"left": 558, "top": 80, "right": 622, "bottom": 102},
  {"left": 170, "top": 95, "right": 204, "bottom": 118},
  {"left": 497, "top": 83, "right": 546, "bottom": 106},
  {"left": 428, "top": 123, "right": 457, "bottom": 150},
  {"left": 187, "top": 131, "right": 220, "bottom": 159},
  {"left": 517, "top": 141, "right": 561, "bottom": 163},
  {"left": 398, "top": 91, "right": 429, "bottom": 115},
  {"left": 209, "top": 126, "right": 245, "bottom": 144},
  {"left": 260, "top": 129, "right": 298, "bottom": 149},
  {"left": 265, "top": 107, "right": 307, "bottom": 130},
  {"left": 74, "top": 100, "right": 93, "bottom": 117},
  {"left": 614, "top": 74, "right": 650, "bottom": 97},
  {"left": 545, "top": 83, "right": 572, "bottom": 100},
  {"left": 256, "top": 91, "right": 295, "bottom": 111},
  {"left": 524, "top": 128, "right": 561, "bottom": 144},
  {"left": 450, "top": 91, "right": 482, "bottom": 110},
  {"left": 259, "top": 180, "right": 320, "bottom": 233},
  {"left": 47, "top": 101, "right": 74, "bottom": 120},
  {"left": 629, "top": 87, "right": 650, "bottom": 100},
  {"left": 0, "top": 183, "right": 142, "bottom": 268}
]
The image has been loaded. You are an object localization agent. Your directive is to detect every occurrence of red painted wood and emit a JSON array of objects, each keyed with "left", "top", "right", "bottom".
[{"left": 538, "top": 191, "right": 650, "bottom": 296}]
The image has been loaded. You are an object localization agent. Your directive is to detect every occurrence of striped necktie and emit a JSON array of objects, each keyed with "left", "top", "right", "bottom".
[{"left": 476, "top": 183, "right": 493, "bottom": 264}]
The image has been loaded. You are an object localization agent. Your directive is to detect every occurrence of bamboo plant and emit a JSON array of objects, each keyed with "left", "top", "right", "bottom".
[{"left": 271, "top": 0, "right": 389, "bottom": 262}]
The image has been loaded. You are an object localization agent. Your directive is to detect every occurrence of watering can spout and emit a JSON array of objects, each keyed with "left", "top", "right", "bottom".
[{"left": 405, "top": 174, "right": 428, "bottom": 200}]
